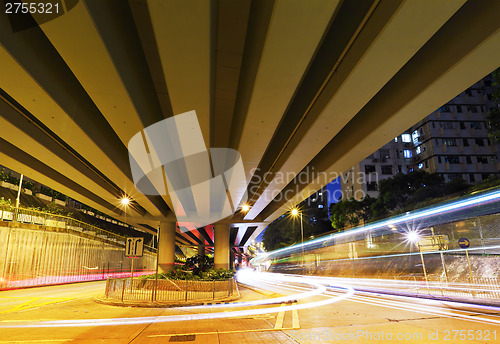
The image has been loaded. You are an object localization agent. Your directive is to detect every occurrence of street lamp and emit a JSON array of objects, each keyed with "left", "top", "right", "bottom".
[
  {"left": 291, "top": 208, "right": 304, "bottom": 269},
  {"left": 405, "top": 230, "right": 428, "bottom": 285},
  {"left": 120, "top": 196, "right": 131, "bottom": 206},
  {"left": 406, "top": 231, "right": 420, "bottom": 244}
]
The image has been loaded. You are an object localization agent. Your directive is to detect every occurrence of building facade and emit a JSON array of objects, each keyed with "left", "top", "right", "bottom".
[{"left": 341, "top": 74, "right": 500, "bottom": 200}]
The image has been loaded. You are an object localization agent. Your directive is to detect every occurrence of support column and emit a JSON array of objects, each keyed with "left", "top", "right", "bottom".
[
  {"left": 158, "top": 222, "right": 176, "bottom": 273},
  {"left": 197, "top": 243, "right": 205, "bottom": 257},
  {"left": 214, "top": 223, "right": 230, "bottom": 269},
  {"left": 230, "top": 250, "right": 235, "bottom": 270}
]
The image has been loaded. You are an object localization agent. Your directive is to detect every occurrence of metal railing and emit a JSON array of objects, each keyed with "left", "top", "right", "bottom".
[
  {"left": 408, "top": 276, "right": 500, "bottom": 300},
  {"left": 0, "top": 205, "right": 156, "bottom": 254},
  {"left": 105, "top": 277, "right": 237, "bottom": 303}
]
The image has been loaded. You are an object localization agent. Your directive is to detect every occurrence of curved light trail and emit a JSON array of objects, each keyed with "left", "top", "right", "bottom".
[
  {"left": 0, "top": 271, "right": 354, "bottom": 328},
  {"left": 253, "top": 188, "right": 500, "bottom": 264},
  {"left": 266, "top": 274, "right": 500, "bottom": 326}
]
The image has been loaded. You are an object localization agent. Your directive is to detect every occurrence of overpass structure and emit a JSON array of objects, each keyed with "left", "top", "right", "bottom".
[{"left": 0, "top": 0, "right": 499, "bottom": 270}]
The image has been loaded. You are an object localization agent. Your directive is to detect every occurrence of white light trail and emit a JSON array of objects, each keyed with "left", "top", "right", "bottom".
[
  {"left": 254, "top": 188, "right": 500, "bottom": 264},
  {"left": 0, "top": 272, "right": 354, "bottom": 328}
]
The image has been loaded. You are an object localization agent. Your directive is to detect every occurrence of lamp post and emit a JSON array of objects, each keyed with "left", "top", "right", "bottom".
[
  {"left": 15, "top": 174, "right": 23, "bottom": 209},
  {"left": 291, "top": 208, "right": 304, "bottom": 270},
  {"left": 406, "top": 230, "right": 429, "bottom": 290}
]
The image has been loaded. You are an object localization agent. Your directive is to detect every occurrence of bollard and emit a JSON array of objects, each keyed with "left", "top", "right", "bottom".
[
  {"left": 213, "top": 280, "right": 215, "bottom": 299},
  {"left": 185, "top": 280, "right": 188, "bottom": 301}
]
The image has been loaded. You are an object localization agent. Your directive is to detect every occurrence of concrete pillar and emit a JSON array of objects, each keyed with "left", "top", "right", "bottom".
[
  {"left": 230, "top": 250, "right": 235, "bottom": 269},
  {"left": 158, "top": 222, "right": 176, "bottom": 273},
  {"left": 214, "top": 223, "right": 230, "bottom": 269},
  {"left": 197, "top": 243, "right": 205, "bottom": 256}
]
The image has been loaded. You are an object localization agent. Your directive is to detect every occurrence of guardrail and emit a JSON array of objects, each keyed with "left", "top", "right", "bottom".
[
  {"left": 0, "top": 205, "right": 156, "bottom": 254},
  {"left": 105, "top": 277, "right": 237, "bottom": 303},
  {"left": 399, "top": 275, "right": 500, "bottom": 300}
]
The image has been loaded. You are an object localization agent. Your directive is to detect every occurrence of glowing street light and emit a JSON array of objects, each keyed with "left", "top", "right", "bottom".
[
  {"left": 406, "top": 231, "right": 420, "bottom": 244},
  {"left": 291, "top": 208, "right": 299, "bottom": 217}
]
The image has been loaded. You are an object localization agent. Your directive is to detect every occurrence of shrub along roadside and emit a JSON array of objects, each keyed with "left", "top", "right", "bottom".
[{"left": 138, "top": 267, "right": 235, "bottom": 281}]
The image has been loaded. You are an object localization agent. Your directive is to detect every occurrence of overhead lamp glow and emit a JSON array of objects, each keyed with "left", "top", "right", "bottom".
[
  {"left": 120, "top": 197, "right": 131, "bottom": 206},
  {"left": 241, "top": 204, "right": 250, "bottom": 212},
  {"left": 406, "top": 231, "right": 420, "bottom": 244},
  {"left": 291, "top": 208, "right": 299, "bottom": 216}
]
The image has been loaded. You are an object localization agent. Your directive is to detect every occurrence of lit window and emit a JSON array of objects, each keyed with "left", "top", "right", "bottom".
[
  {"left": 443, "top": 138, "right": 457, "bottom": 146},
  {"left": 394, "top": 137, "right": 398, "bottom": 142},
  {"left": 402, "top": 134, "right": 411, "bottom": 142},
  {"left": 318, "top": 205, "right": 323, "bottom": 208},
  {"left": 418, "top": 163, "right": 423, "bottom": 169},
  {"left": 403, "top": 150, "right": 412, "bottom": 158},
  {"left": 416, "top": 146, "right": 421, "bottom": 154},
  {"left": 412, "top": 131, "right": 419, "bottom": 144}
]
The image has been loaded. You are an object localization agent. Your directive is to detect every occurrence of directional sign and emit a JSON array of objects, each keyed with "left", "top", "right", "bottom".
[
  {"left": 458, "top": 237, "right": 470, "bottom": 249},
  {"left": 125, "top": 237, "right": 144, "bottom": 257}
]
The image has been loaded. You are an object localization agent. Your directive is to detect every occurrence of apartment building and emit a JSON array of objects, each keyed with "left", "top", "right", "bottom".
[{"left": 341, "top": 74, "right": 500, "bottom": 199}]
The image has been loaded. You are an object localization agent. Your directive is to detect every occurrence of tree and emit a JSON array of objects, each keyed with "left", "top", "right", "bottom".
[
  {"left": 262, "top": 204, "right": 331, "bottom": 251},
  {"left": 328, "top": 196, "right": 374, "bottom": 230},
  {"left": 372, "top": 171, "right": 444, "bottom": 218}
]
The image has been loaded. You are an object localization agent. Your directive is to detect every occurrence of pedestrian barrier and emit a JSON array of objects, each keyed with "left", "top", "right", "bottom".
[{"left": 105, "top": 277, "right": 237, "bottom": 303}]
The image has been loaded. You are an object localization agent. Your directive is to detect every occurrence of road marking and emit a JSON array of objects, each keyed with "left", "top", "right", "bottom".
[
  {"left": 292, "top": 302, "right": 299, "bottom": 329},
  {"left": 0, "top": 298, "right": 41, "bottom": 314},
  {"left": 274, "top": 303, "right": 286, "bottom": 329},
  {"left": 0, "top": 297, "right": 74, "bottom": 314}
]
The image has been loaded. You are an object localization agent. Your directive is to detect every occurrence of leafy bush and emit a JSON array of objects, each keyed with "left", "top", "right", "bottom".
[
  {"left": 38, "top": 186, "right": 52, "bottom": 196},
  {"left": 22, "top": 180, "right": 35, "bottom": 192},
  {"left": 184, "top": 254, "right": 214, "bottom": 273},
  {"left": 0, "top": 197, "right": 13, "bottom": 209},
  {"left": 139, "top": 267, "right": 234, "bottom": 281},
  {"left": 50, "top": 190, "right": 67, "bottom": 201}
]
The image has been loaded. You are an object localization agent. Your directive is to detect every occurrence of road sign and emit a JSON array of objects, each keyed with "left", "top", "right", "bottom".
[
  {"left": 125, "top": 237, "right": 144, "bottom": 257},
  {"left": 458, "top": 237, "right": 470, "bottom": 249}
]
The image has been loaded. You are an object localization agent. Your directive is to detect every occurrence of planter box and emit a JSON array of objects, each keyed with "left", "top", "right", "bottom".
[
  {"left": 23, "top": 189, "right": 33, "bottom": 195},
  {"left": 35, "top": 193, "right": 52, "bottom": 202},
  {"left": 0, "top": 181, "right": 17, "bottom": 190},
  {"left": 54, "top": 199, "right": 66, "bottom": 206}
]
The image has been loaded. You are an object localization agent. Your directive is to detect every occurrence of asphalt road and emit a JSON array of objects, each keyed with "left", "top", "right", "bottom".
[{"left": 0, "top": 272, "right": 498, "bottom": 343}]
